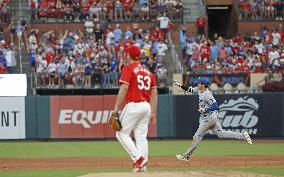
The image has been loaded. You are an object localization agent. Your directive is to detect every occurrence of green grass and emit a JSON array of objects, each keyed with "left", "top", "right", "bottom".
[
  {"left": 1, "top": 170, "right": 95, "bottom": 177},
  {"left": 234, "top": 167, "right": 284, "bottom": 176},
  {"left": 0, "top": 140, "right": 283, "bottom": 177},
  {"left": 0, "top": 140, "right": 283, "bottom": 158}
]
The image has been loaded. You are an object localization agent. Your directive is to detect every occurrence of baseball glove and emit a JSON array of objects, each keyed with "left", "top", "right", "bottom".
[{"left": 108, "top": 112, "right": 122, "bottom": 131}]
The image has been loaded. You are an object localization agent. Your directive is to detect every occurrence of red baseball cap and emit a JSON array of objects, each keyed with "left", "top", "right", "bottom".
[{"left": 125, "top": 45, "right": 141, "bottom": 60}]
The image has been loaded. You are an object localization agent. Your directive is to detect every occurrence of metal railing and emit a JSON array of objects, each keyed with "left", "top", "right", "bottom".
[
  {"left": 168, "top": 31, "right": 183, "bottom": 74},
  {"left": 199, "top": 0, "right": 207, "bottom": 17},
  {"left": 176, "top": 87, "right": 263, "bottom": 95}
]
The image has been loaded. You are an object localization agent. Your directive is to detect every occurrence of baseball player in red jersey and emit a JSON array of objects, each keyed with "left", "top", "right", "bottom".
[{"left": 113, "top": 45, "right": 158, "bottom": 172}]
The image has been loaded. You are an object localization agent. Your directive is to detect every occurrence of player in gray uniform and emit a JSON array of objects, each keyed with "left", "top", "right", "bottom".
[{"left": 173, "top": 77, "right": 252, "bottom": 162}]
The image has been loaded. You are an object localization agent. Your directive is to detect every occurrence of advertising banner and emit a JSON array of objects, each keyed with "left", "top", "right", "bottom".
[
  {"left": 50, "top": 96, "right": 157, "bottom": 139},
  {"left": 175, "top": 94, "right": 283, "bottom": 137},
  {"left": 0, "top": 74, "right": 27, "bottom": 96},
  {"left": 0, "top": 97, "right": 25, "bottom": 139},
  {"left": 204, "top": 95, "right": 262, "bottom": 136}
]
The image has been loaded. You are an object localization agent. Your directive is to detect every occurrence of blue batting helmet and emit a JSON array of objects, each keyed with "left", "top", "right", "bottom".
[{"left": 197, "top": 77, "right": 210, "bottom": 86}]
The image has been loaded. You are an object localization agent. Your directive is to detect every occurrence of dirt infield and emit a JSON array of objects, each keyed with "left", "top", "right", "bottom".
[
  {"left": 79, "top": 171, "right": 276, "bottom": 177},
  {"left": 0, "top": 155, "right": 283, "bottom": 171}
]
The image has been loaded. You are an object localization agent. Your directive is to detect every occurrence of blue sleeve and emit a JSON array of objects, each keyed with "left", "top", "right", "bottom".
[{"left": 205, "top": 102, "right": 219, "bottom": 112}]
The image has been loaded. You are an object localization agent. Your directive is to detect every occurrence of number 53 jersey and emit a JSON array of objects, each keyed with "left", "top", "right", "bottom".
[{"left": 119, "top": 63, "right": 157, "bottom": 103}]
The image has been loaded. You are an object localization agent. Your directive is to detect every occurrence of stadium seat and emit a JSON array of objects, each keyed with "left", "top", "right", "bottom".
[
  {"left": 223, "top": 83, "right": 233, "bottom": 94},
  {"left": 236, "top": 82, "right": 247, "bottom": 93},
  {"left": 209, "top": 83, "right": 219, "bottom": 94}
]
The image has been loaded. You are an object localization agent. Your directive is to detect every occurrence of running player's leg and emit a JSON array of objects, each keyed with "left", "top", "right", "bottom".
[
  {"left": 182, "top": 118, "right": 214, "bottom": 158},
  {"left": 212, "top": 120, "right": 244, "bottom": 139}
]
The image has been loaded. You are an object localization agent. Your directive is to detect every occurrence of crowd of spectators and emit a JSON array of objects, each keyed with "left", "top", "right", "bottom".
[
  {"left": 0, "top": 27, "right": 17, "bottom": 74},
  {"left": 28, "top": 23, "right": 169, "bottom": 88},
  {"left": 179, "top": 23, "right": 284, "bottom": 81},
  {"left": 239, "top": 0, "right": 284, "bottom": 21},
  {"left": 0, "top": 0, "right": 11, "bottom": 23},
  {"left": 29, "top": 0, "right": 183, "bottom": 23}
]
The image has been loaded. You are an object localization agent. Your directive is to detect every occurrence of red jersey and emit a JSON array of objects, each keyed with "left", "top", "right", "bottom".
[
  {"left": 106, "top": 1, "right": 113, "bottom": 12},
  {"left": 40, "top": 0, "right": 48, "bottom": 8},
  {"left": 196, "top": 17, "right": 206, "bottom": 27},
  {"left": 119, "top": 63, "right": 156, "bottom": 103},
  {"left": 200, "top": 44, "right": 210, "bottom": 59}
]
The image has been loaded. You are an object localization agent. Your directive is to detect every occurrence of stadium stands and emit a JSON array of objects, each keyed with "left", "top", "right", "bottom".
[
  {"left": 239, "top": 0, "right": 284, "bottom": 21},
  {"left": 1, "top": 0, "right": 283, "bottom": 94},
  {"left": 180, "top": 27, "right": 284, "bottom": 74},
  {"left": 179, "top": 23, "right": 284, "bottom": 92},
  {"left": 29, "top": 23, "right": 169, "bottom": 88},
  {"left": 30, "top": 0, "right": 183, "bottom": 23},
  {"left": 0, "top": 0, "right": 11, "bottom": 23}
]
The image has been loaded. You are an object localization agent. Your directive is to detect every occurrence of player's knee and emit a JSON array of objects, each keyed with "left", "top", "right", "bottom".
[
  {"left": 192, "top": 135, "right": 198, "bottom": 143},
  {"left": 116, "top": 132, "right": 123, "bottom": 141},
  {"left": 135, "top": 136, "right": 147, "bottom": 144},
  {"left": 192, "top": 136, "right": 195, "bottom": 141},
  {"left": 115, "top": 132, "right": 120, "bottom": 140}
]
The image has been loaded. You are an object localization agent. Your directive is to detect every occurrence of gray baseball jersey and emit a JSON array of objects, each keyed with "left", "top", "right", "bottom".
[{"left": 192, "top": 87, "right": 216, "bottom": 114}]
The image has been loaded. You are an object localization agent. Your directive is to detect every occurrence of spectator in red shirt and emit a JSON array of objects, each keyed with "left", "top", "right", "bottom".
[
  {"left": 81, "top": 3, "right": 90, "bottom": 20},
  {"left": 239, "top": 1, "right": 251, "bottom": 20},
  {"left": 40, "top": 0, "right": 48, "bottom": 8},
  {"left": 45, "top": 51, "right": 55, "bottom": 64},
  {"left": 31, "top": 1, "right": 39, "bottom": 22},
  {"left": 151, "top": 26, "right": 165, "bottom": 42},
  {"left": 196, "top": 14, "right": 206, "bottom": 36},
  {"left": 218, "top": 45, "right": 228, "bottom": 59},
  {"left": 123, "top": 0, "right": 133, "bottom": 21},
  {"left": 240, "top": 60, "right": 250, "bottom": 73},
  {"left": 106, "top": 0, "right": 114, "bottom": 21},
  {"left": 0, "top": 64, "right": 7, "bottom": 73},
  {"left": 200, "top": 42, "right": 210, "bottom": 63},
  {"left": 233, "top": 34, "right": 242, "bottom": 44}
]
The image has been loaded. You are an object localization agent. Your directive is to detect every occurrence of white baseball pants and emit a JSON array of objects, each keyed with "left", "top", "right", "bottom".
[{"left": 116, "top": 101, "right": 151, "bottom": 162}]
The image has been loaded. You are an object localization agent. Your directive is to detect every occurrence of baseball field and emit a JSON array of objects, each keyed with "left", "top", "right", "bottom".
[{"left": 0, "top": 139, "right": 283, "bottom": 177}]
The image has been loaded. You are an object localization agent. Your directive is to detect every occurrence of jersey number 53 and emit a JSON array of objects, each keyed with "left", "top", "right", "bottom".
[{"left": 137, "top": 75, "right": 151, "bottom": 90}]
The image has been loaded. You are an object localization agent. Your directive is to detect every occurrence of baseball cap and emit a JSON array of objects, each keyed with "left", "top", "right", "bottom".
[{"left": 125, "top": 45, "right": 141, "bottom": 60}]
